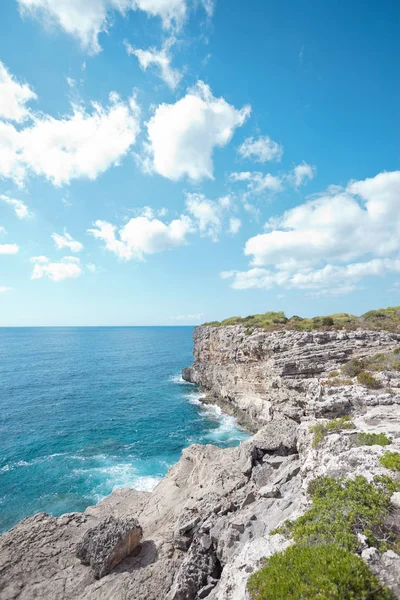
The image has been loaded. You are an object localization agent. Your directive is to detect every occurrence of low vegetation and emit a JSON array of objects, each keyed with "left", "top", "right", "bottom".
[
  {"left": 249, "top": 475, "right": 400, "bottom": 599},
  {"left": 203, "top": 305, "right": 400, "bottom": 333},
  {"left": 357, "top": 371, "right": 382, "bottom": 389},
  {"left": 247, "top": 543, "right": 395, "bottom": 600},
  {"left": 380, "top": 452, "right": 400, "bottom": 472},
  {"left": 342, "top": 351, "right": 400, "bottom": 377},
  {"left": 309, "top": 416, "right": 355, "bottom": 448},
  {"left": 357, "top": 432, "right": 392, "bottom": 447}
]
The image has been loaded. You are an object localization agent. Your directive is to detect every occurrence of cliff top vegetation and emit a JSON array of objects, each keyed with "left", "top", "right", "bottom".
[{"left": 203, "top": 306, "right": 400, "bottom": 333}]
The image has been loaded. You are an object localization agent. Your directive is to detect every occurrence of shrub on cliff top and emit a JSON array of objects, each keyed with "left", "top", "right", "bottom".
[
  {"left": 247, "top": 543, "right": 395, "bottom": 600},
  {"left": 357, "top": 371, "right": 382, "bottom": 389},
  {"left": 202, "top": 305, "right": 400, "bottom": 333},
  {"left": 357, "top": 432, "right": 392, "bottom": 447},
  {"left": 309, "top": 416, "right": 354, "bottom": 448},
  {"left": 274, "top": 475, "right": 396, "bottom": 551},
  {"left": 380, "top": 452, "right": 400, "bottom": 472}
]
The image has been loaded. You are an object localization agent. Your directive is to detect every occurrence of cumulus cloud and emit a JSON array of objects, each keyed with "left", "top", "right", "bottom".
[
  {"left": 88, "top": 214, "right": 193, "bottom": 260},
  {"left": 18, "top": 0, "right": 188, "bottom": 54},
  {"left": 0, "top": 194, "right": 31, "bottom": 218},
  {"left": 0, "top": 61, "right": 37, "bottom": 122},
  {"left": 31, "top": 255, "right": 82, "bottom": 281},
  {"left": 51, "top": 231, "right": 83, "bottom": 252},
  {"left": 222, "top": 170, "right": 400, "bottom": 294},
  {"left": 125, "top": 37, "right": 182, "bottom": 89},
  {"left": 142, "top": 81, "right": 251, "bottom": 181},
  {"left": 0, "top": 243, "right": 19, "bottom": 254},
  {"left": 238, "top": 135, "right": 283, "bottom": 163},
  {"left": 0, "top": 91, "right": 140, "bottom": 186}
]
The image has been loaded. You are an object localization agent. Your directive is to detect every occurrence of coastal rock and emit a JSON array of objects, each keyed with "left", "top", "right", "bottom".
[
  {"left": 2, "top": 325, "right": 400, "bottom": 600},
  {"left": 182, "top": 326, "right": 400, "bottom": 430},
  {"left": 76, "top": 516, "right": 143, "bottom": 579}
]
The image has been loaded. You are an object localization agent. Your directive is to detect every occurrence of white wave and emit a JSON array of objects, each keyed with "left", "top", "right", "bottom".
[
  {"left": 169, "top": 374, "right": 192, "bottom": 385},
  {"left": 184, "top": 390, "right": 207, "bottom": 405}
]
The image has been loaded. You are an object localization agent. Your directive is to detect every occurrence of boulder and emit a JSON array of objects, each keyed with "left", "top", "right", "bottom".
[{"left": 76, "top": 516, "right": 143, "bottom": 579}]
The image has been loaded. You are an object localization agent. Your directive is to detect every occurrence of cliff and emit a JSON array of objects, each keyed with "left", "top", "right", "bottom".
[
  {"left": 183, "top": 326, "right": 400, "bottom": 431},
  {"left": 1, "top": 325, "right": 400, "bottom": 599}
]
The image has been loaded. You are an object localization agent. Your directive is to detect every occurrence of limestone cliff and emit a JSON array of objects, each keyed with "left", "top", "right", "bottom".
[
  {"left": 183, "top": 326, "right": 400, "bottom": 431},
  {"left": 1, "top": 326, "right": 400, "bottom": 600}
]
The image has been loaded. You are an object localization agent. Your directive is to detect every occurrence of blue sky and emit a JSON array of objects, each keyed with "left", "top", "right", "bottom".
[{"left": 0, "top": 0, "right": 399, "bottom": 326}]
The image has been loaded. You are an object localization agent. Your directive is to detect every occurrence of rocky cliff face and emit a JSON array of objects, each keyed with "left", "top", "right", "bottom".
[
  {"left": 183, "top": 326, "right": 400, "bottom": 431},
  {"left": 1, "top": 326, "right": 400, "bottom": 600}
]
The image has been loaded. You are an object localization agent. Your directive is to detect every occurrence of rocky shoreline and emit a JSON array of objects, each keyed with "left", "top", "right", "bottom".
[{"left": 1, "top": 326, "right": 400, "bottom": 599}]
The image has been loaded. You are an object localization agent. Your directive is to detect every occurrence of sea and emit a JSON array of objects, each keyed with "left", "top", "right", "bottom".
[{"left": 0, "top": 326, "right": 248, "bottom": 533}]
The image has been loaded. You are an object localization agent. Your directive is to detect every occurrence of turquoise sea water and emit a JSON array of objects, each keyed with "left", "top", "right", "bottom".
[{"left": 0, "top": 327, "right": 248, "bottom": 533}]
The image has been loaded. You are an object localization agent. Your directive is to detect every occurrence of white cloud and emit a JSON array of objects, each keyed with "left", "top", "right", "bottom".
[
  {"left": 0, "top": 92, "right": 140, "bottom": 186},
  {"left": 0, "top": 226, "right": 6, "bottom": 234},
  {"left": 0, "top": 61, "right": 37, "bottom": 122},
  {"left": 238, "top": 135, "right": 283, "bottom": 163},
  {"left": 88, "top": 214, "right": 193, "bottom": 260},
  {"left": 222, "top": 170, "right": 400, "bottom": 294},
  {"left": 185, "top": 193, "right": 224, "bottom": 241},
  {"left": 142, "top": 81, "right": 250, "bottom": 181},
  {"left": 230, "top": 171, "right": 283, "bottom": 197},
  {"left": 0, "top": 286, "right": 12, "bottom": 293},
  {"left": 31, "top": 255, "right": 82, "bottom": 281},
  {"left": 288, "top": 161, "right": 316, "bottom": 187},
  {"left": 18, "top": 0, "right": 188, "bottom": 54},
  {"left": 228, "top": 217, "right": 241, "bottom": 235},
  {"left": 52, "top": 231, "right": 83, "bottom": 252},
  {"left": 125, "top": 37, "right": 182, "bottom": 89},
  {"left": 0, "top": 194, "right": 31, "bottom": 218},
  {"left": 87, "top": 263, "right": 98, "bottom": 273},
  {"left": 200, "top": 0, "right": 215, "bottom": 16},
  {"left": 0, "top": 244, "right": 19, "bottom": 254}
]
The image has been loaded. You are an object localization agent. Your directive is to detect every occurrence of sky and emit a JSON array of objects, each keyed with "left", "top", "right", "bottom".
[{"left": 0, "top": 0, "right": 399, "bottom": 326}]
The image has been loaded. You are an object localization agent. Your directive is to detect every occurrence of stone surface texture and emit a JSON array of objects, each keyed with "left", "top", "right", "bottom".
[
  {"left": 1, "top": 325, "right": 400, "bottom": 600},
  {"left": 76, "top": 516, "right": 143, "bottom": 579}
]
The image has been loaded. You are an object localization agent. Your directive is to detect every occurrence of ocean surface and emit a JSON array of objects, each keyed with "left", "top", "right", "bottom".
[{"left": 0, "top": 327, "right": 248, "bottom": 533}]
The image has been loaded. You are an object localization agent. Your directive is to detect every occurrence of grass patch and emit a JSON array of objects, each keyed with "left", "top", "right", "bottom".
[
  {"left": 203, "top": 305, "right": 400, "bottom": 333},
  {"left": 309, "top": 416, "right": 355, "bottom": 448},
  {"left": 357, "top": 371, "right": 382, "bottom": 389},
  {"left": 247, "top": 543, "right": 395, "bottom": 600},
  {"left": 328, "top": 370, "right": 340, "bottom": 378},
  {"left": 357, "top": 432, "right": 392, "bottom": 447},
  {"left": 380, "top": 452, "right": 400, "bottom": 472}
]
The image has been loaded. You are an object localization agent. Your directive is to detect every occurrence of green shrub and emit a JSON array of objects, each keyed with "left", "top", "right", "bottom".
[
  {"left": 325, "top": 416, "right": 355, "bottom": 431},
  {"left": 309, "top": 417, "right": 354, "bottom": 447},
  {"left": 374, "top": 475, "right": 400, "bottom": 495},
  {"left": 203, "top": 305, "right": 400, "bottom": 333},
  {"left": 380, "top": 452, "right": 400, "bottom": 472},
  {"left": 357, "top": 371, "right": 382, "bottom": 389},
  {"left": 328, "top": 370, "right": 340, "bottom": 378},
  {"left": 357, "top": 432, "right": 392, "bottom": 447},
  {"left": 275, "top": 476, "right": 396, "bottom": 551},
  {"left": 247, "top": 543, "right": 395, "bottom": 600},
  {"left": 342, "top": 358, "right": 365, "bottom": 377}
]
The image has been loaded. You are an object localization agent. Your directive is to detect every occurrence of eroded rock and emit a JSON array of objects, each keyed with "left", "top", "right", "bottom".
[{"left": 76, "top": 516, "right": 143, "bottom": 579}]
